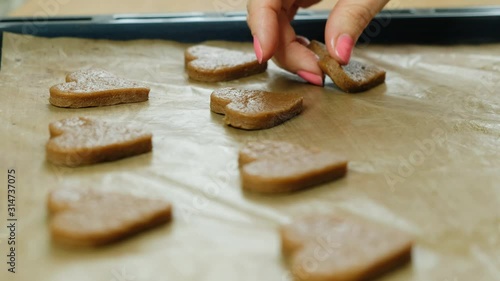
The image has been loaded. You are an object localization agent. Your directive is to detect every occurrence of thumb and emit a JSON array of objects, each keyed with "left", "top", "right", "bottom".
[{"left": 325, "top": 0, "right": 389, "bottom": 64}]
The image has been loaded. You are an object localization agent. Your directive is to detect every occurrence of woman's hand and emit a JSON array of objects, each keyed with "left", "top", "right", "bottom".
[{"left": 247, "top": 0, "right": 390, "bottom": 85}]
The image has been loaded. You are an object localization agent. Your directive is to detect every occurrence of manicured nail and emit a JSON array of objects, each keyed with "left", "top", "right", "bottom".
[
  {"left": 335, "top": 34, "right": 354, "bottom": 64},
  {"left": 296, "top": 35, "right": 310, "bottom": 47},
  {"left": 253, "top": 36, "right": 263, "bottom": 64},
  {"left": 297, "top": 70, "right": 323, "bottom": 86}
]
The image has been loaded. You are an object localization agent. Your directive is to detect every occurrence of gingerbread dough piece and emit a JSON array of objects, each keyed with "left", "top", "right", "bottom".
[
  {"left": 50, "top": 69, "right": 150, "bottom": 108},
  {"left": 48, "top": 187, "right": 172, "bottom": 247},
  {"left": 47, "top": 187, "right": 104, "bottom": 214},
  {"left": 239, "top": 141, "right": 347, "bottom": 193},
  {"left": 308, "top": 40, "right": 330, "bottom": 59},
  {"left": 46, "top": 117, "right": 152, "bottom": 167},
  {"left": 185, "top": 45, "right": 267, "bottom": 82},
  {"left": 210, "top": 87, "right": 303, "bottom": 130},
  {"left": 281, "top": 215, "right": 413, "bottom": 281},
  {"left": 308, "top": 40, "right": 386, "bottom": 93},
  {"left": 238, "top": 140, "right": 314, "bottom": 166}
]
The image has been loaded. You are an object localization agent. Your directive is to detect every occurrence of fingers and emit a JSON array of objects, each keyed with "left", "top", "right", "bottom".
[
  {"left": 296, "top": 0, "right": 322, "bottom": 8},
  {"left": 287, "top": 3, "right": 299, "bottom": 21},
  {"left": 247, "top": 0, "right": 292, "bottom": 63},
  {"left": 247, "top": 0, "right": 324, "bottom": 85},
  {"left": 273, "top": 12, "right": 323, "bottom": 86},
  {"left": 295, "top": 35, "right": 310, "bottom": 46},
  {"left": 325, "top": 0, "right": 389, "bottom": 64}
]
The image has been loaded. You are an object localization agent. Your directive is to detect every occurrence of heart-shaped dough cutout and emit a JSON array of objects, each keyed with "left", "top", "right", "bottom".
[
  {"left": 185, "top": 45, "right": 267, "bottom": 82},
  {"left": 239, "top": 141, "right": 347, "bottom": 193},
  {"left": 46, "top": 117, "right": 152, "bottom": 167},
  {"left": 308, "top": 40, "right": 386, "bottom": 93},
  {"left": 281, "top": 214, "right": 413, "bottom": 281},
  {"left": 48, "top": 187, "right": 172, "bottom": 247},
  {"left": 210, "top": 88, "right": 303, "bottom": 130},
  {"left": 49, "top": 69, "right": 150, "bottom": 108}
]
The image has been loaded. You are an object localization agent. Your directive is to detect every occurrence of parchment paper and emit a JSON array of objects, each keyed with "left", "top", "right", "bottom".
[{"left": 0, "top": 32, "right": 499, "bottom": 281}]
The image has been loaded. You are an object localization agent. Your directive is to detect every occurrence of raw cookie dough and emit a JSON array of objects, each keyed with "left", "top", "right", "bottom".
[
  {"left": 238, "top": 140, "right": 314, "bottom": 166},
  {"left": 210, "top": 87, "right": 303, "bottom": 130},
  {"left": 308, "top": 40, "right": 386, "bottom": 93},
  {"left": 239, "top": 141, "right": 347, "bottom": 193},
  {"left": 48, "top": 187, "right": 172, "bottom": 247},
  {"left": 185, "top": 45, "right": 267, "bottom": 82},
  {"left": 281, "top": 214, "right": 413, "bottom": 281},
  {"left": 46, "top": 117, "right": 152, "bottom": 167},
  {"left": 50, "top": 69, "right": 150, "bottom": 108}
]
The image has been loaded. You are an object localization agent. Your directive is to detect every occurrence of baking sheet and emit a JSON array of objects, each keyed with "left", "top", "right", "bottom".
[{"left": 0, "top": 32, "right": 499, "bottom": 281}]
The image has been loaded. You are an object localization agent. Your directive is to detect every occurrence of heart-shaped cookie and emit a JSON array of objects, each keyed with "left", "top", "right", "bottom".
[
  {"left": 48, "top": 187, "right": 172, "bottom": 247},
  {"left": 308, "top": 40, "right": 386, "bottom": 93},
  {"left": 239, "top": 141, "right": 347, "bottom": 193},
  {"left": 238, "top": 140, "right": 314, "bottom": 166},
  {"left": 185, "top": 45, "right": 267, "bottom": 82},
  {"left": 49, "top": 69, "right": 150, "bottom": 108},
  {"left": 210, "top": 87, "right": 303, "bottom": 130},
  {"left": 281, "top": 214, "right": 413, "bottom": 281},
  {"left": 46, "top": 117, "right": 152, "bottom": 167}
]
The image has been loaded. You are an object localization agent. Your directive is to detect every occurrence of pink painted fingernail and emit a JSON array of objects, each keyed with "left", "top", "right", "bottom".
[
  {"left": 297, "top": 70, "right": 323, "bottom": 86},
  {"left": 296, "top": 35, "right": 310, "bottom": 47},
  {"left": 335, "top": 34, "right": 354, "bottom": 64},
  {"left": 253, "top": 36, "right": 263, "bottom": 64}
]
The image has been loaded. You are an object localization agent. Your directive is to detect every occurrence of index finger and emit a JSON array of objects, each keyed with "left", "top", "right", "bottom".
[{"left": 247, "top": 0, "right": 285, "bottom": 63}]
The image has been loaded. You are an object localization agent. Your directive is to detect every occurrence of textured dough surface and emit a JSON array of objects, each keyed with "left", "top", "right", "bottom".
[
  {"left": 49, "top": 69, "right": 150, "bottom": 108},
  {"left": 46, "top": 117, "right": 152, "bottom": 167},
  {"left": 239, "top": 141, "right": 347, "bottom": 193},
  {"left": 47, "top": 186, "right": 104, "bottom": 213},
  {"left": 281, "top": 215, "right": 413, "bottom": 281},
  {"left": 210, "top": 87, "right": 303, "bottom": 130},
  {"left": 48, "top": 187, "right": 172, "bottom": 247},
  {"left": 238, "top": 140, "right": 314, "bottom": 166},
  {"left": 185, "top": 45, "right": 267, "bottom": 82},
  {"left": 308, "top": 40, "right": 386, "bottom": 93}
]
